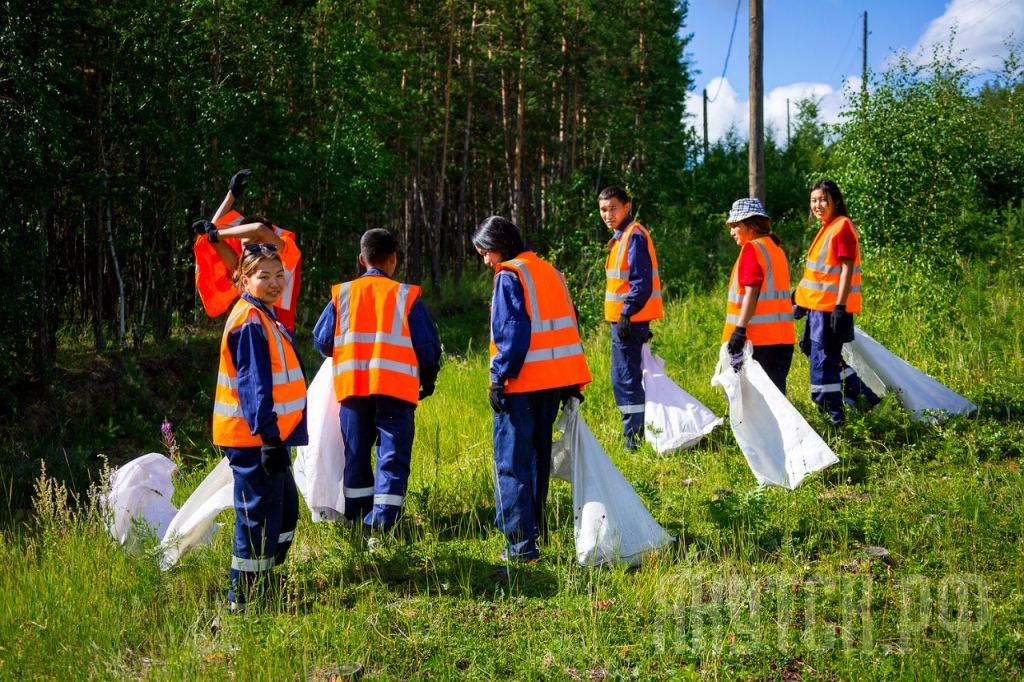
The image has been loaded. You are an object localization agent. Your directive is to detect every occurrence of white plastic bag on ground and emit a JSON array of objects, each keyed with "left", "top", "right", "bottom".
[
  {"left": 843, "top": 326, "right": 976, "bottom": 423},
  {"left": 642, "top": 343, "right": 723, "bottom": 453},
  {"left": 158, "top": 457, "right": 234, "bottom": 570},
  {"left": 551, "top": 399, "right": 674, "bottom": 567},
  {"left": 711, "top": 343, "right": 838, "bottom": 489},
  {"left": 294, "top": 358, "right": 346, "bottom": 522},
  {"left": 106, "top": 453, "right": 178, "bottom": 545}
]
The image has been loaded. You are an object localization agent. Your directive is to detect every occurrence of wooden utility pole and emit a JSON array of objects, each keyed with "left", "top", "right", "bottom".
[
  {"left": 748, "top": 0, "right": 764, "bottom": 203},
  {"left": 862, "top": 11, "right": 868, "bottom": 92},
  {"left": 702, "top": 88, "right": 709, "bottom": 158}
]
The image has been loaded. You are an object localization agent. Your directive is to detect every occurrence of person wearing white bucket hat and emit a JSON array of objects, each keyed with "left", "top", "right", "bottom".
[{"left": 721, "top": 198, "right": 796, "bottom": 394}]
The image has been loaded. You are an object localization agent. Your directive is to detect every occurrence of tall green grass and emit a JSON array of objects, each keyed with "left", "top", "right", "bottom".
[{"left": 1, "top": 257, "right": 1023, "bottom": 679}]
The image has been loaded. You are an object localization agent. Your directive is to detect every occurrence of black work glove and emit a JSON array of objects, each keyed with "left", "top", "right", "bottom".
[
  {"left": 791, "top": 291, "right": 807, "bottom": 320},
  {"left": 419, "top": 383, "right": 435, "bottom": 401},
  {"left": 726, "top": 327, "right": 747, "bottom": 355},
  {"left": 228, "top": 168, "right": 252, "bottom": 198},
  {"left": 616, "top": 314, "right": 632, "bottom": 342},
  {"left": 488, "top": 383, "right": 505, "bottom": 414},
  {"left": 560, "top": 385, "right": 585, "bottom": 409},
  {"left": 192, "top": 219, "right": 219, "bottom": 243},
  {"left": 830, "top": 304, "right": 847, "bottom": 334},
  {"left": 260, "top": 435, "right": 290, "bottom": 476}
]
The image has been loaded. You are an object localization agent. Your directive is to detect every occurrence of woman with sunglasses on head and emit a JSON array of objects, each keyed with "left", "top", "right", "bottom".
[
  {"left": 793, "top": 179, "right": 879, "bottom": 426},
  {"left": 192, "top": 169, "right": 303, "bottom": 332},
  {"left": 212, "top": 242, "right": 308, "bottom": 611}
]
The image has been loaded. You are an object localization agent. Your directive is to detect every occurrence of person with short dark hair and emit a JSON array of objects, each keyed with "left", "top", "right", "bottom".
[
  {"left": 473, "top": 216, "right": 591, "bottom": 563},
  {"left": 599, "top": 186, "right": 663, "bottom": 449},
  {"left": 192, "top": 169, "right": 303, "bottom": 332},
  {"left": 721, "top": 198, "right": 796, "bottom": 394},
  {"left": 212, "top": 243, "right": 308, "bottom": 611},
  {"left": 312, "top": 229, "right": 441, "bottom": 530},
  {"left": 793, "top": 179, "right": 879, "bottom": 425}
]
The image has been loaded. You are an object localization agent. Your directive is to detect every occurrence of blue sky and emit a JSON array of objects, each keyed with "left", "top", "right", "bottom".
[{"left": 684, "top": 0, "right": 1024, "bottom": 141}]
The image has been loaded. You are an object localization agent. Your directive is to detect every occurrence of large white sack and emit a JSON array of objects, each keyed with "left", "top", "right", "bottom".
[
  {"left": 551, "top": 399, "right": 674, "bottom": 567},
  {"left": 642, "top": 343, "right": 723, "bottom": 453},
  {"left": 106, "top": 453, "right": 179, "bottom": 545},
  {"left": 158, "top": 456, "right": 234, "bottom": 570},
  {"left": 843, "top": 326, "right": 976, "bottom": 423},
  {"left": 294, "top": 358, "right": 347, "bottom": 522},
  {"left": 711, "top": 343, "right": 838, "bottom": 489}
]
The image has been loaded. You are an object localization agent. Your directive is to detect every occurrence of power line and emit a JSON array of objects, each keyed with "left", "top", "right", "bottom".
[
  {"left": 826, "top": 13, "right": 861, "bottom": 86},
  {"left": 708, "top": 0, "right": 743, "bottom": 103}
]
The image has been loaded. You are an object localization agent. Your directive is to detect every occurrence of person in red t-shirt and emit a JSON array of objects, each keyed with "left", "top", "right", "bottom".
[
  {"left": 721, "top": 198, "right": 796, "bottom": 394},
  {"left": 792, "top": 179, "right": 879, "bottom": 425}
]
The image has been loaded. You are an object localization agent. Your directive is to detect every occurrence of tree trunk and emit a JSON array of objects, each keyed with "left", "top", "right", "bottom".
[
  {"left": 455, "top": 3, "right": 477, "bottom": 286},
  {"left": 513, "top": 1, "right": 527, "bottom": 229},
  {"left": 430, "top": 0, "right": 456, "bottom": 297}
]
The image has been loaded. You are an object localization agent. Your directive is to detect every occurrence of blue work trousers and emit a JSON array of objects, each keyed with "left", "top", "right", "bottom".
[
  {"left": 339, "top": 395, "right": 416, "bottom": 530},
  {"left": 802, "top": 311, "right": 879, "bottom": 425},
  {"left": 225, "top": 446, "right": 299, "bottom": 604},
  {"left": 610, "top": 320, "right": 650, "bottom": 449},
  {"left": 492, "top": 388, "right": 562, "bottom": 561}
]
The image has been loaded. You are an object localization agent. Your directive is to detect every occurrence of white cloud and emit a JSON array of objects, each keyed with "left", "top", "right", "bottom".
[
  {"left": 688, "top": 77, "right": 859, "bottom": 145},
  {"left": 912, "top": 0, "right": 1024, "bottom": 73}
]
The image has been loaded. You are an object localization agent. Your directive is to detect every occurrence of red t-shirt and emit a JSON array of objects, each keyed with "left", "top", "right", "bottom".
[
  {"left": 737, "top": 243, "right": 764, "bottom": 288},
  {"left": 831, "top": 218, "right": 859, "bottom": 261}
]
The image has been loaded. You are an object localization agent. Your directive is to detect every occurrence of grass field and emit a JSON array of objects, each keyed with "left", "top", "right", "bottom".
[{"left": 1, "top": 257, "right": 1023, "bottom": 680}]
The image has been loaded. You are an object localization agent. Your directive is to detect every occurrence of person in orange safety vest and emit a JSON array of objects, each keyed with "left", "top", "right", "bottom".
[
  {"left": 600, "top": 185, "right": 662, "bottom": 450},
  {"left": 473, "top": 215, "right": 591, "bottom": 564},
  {"left": 721, "top": 198, "right": 796, "bottom": 394},
  {"left": 212, "top": 243, "right": 307, "bottom": 611},
  {"left": 192, "top": 169, "right": 302, "bottom": 332},
  {"left": 793, "top": 179, "right": 879, "bottom": 425},
  {"left": 312, "top": 229, "right": 441, "bottom": 531}
]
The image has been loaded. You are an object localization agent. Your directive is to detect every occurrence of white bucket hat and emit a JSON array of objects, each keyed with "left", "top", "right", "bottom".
[{"left": 727, "top": 198, "right": 770, "bottom": 225}]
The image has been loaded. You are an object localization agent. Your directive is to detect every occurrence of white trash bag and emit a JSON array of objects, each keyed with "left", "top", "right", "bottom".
[
  {"left": 843, "top": 326, "right": 976, "bottom": 423},
  {"left": 158, "top": 456, "right": 234, "bottom": 570},
  {"left": 106, "top": 453, "right": 179, "bottom": 546},
  {"left": 642, "top": 343, "right": 723, "bottom": 453},
  {"left": 711, "top": 343, "right": 838, "bottom": 489},
  {"left": 294, "top": 358, "right": 347, "bottom": 522},
  {"left": 551, "top": 399, "right": 674, "bottom": 567}
]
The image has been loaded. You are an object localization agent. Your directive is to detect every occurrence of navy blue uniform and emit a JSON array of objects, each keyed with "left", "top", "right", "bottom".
[{"left": 800, "top": 310, "right": 879, "bottom": 425}]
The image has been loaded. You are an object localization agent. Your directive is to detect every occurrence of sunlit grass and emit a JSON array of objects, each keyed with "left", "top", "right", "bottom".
[{"left": 1, "top": 257, "right": 1023, "bottom": 679}]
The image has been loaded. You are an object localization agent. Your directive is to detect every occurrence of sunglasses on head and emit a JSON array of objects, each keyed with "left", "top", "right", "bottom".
[{"left": 242, "top": 243, "right": 278, "bottom": 254}]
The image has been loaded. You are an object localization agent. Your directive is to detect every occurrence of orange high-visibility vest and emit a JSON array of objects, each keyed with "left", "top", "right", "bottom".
[
  {"left": 794, "top": 215, "right": 862, "bottom": 313},
  {"left": 489, "top": 252, "right": 592, "bottom": 394},
  {"left": 604, "top": 221, "right": 664, "bottom": 322},
  {"left": 193, "top": 210, "right": 301, "bottom": 330},
  {"left": 212, "top": 298, "right": 307, "bottom": 447},
  {"left": 721, "top": 237, "right": 796, "bottom": 346},
  {"left": 331, "top": 277, "right": 422, "bottom": 405}
]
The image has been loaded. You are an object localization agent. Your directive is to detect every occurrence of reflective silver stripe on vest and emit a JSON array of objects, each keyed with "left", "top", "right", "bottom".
[
  {"left": 727, "top": 289, "right": 790, "bottom": 304},
  {"left": 344, "top": 486, "right": 375, "bottom": 498},
  {"left": 392, "top": 284, "right": 412, "bottom": 337},
  {"left": 531, "top": 316, "right": 577, "bottom": 333},
  {"left": 336, "top": 331, "right": 414, "bottom": 347},
  {"left": 278, "top": 530, "right": 294, "bottom": 543},
  {"left": 605, "top": 290, "right": 662, "bottom": 302},
  {"left": 618, "top": 404, "right": 645, "bottom": 414},
  {"left": 523, "top": 343, "right": 585, "bottom": 364},
  {"left": 374, "top": 494, "right": 405, "bottom": 507},
  {"left": 797, "top": 280, "right": 862, "bottom": 294},
  {"left": 810, "top": 383, "right": 842, "bottom": 393},
  {"left": 274, "top": 397, "right": 306, "bottom": 415},
  {"left": 332, "top": 281, "right": 352, "bottom": 347},
  {"left": 213, "top": 402, "right": 245, "bottom": 418},
  {"left": 804, "top": 262, "right": 862, "bottom": 276},
  {"left": 232, "top": 555, "right": 274, "bottom": 572},
  {"left": 333, "top": 358, "right": 419, "bottom": 378},
  {"left": 506, "top": 258, "right": 542, "bottom": 323},
  {"left": 217, "top": 373, "right": 237, "bottom": 389},
  {"left": 725, "top": 312, "right": 794, "bottom": 325},
  {"left": 606, "top": 268, "right": 630, "bottom": 279}
]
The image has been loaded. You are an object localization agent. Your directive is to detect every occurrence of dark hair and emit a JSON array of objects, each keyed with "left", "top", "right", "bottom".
[
  {"left": 598, "top": 186, "right": 630, "bottom": 205},
  {"left": 360, "top": 228, "right": 397, "bottom": 266},
  {"left": 472, "top": 216, "right": 525, "bottom": 263},
  {"left": 810, "top": 179, "right": 849, "bottom": 220},
  {"left": 744, "top": 215, "right": 772, "bottom": 235},
  {"left": 241, "top": 215, "right": 272, "bottom": 229},
  {"left": 232, "top": 245, "right": 282, "bottom": 291}
]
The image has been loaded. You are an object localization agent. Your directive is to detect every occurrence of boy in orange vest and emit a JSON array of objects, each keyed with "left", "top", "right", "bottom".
[
  {"left": 600, "top": 186, "right": 664, "bottom": 449},
  {"left": 312, "top": 229, "right": 441, "bottom": 530}
]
